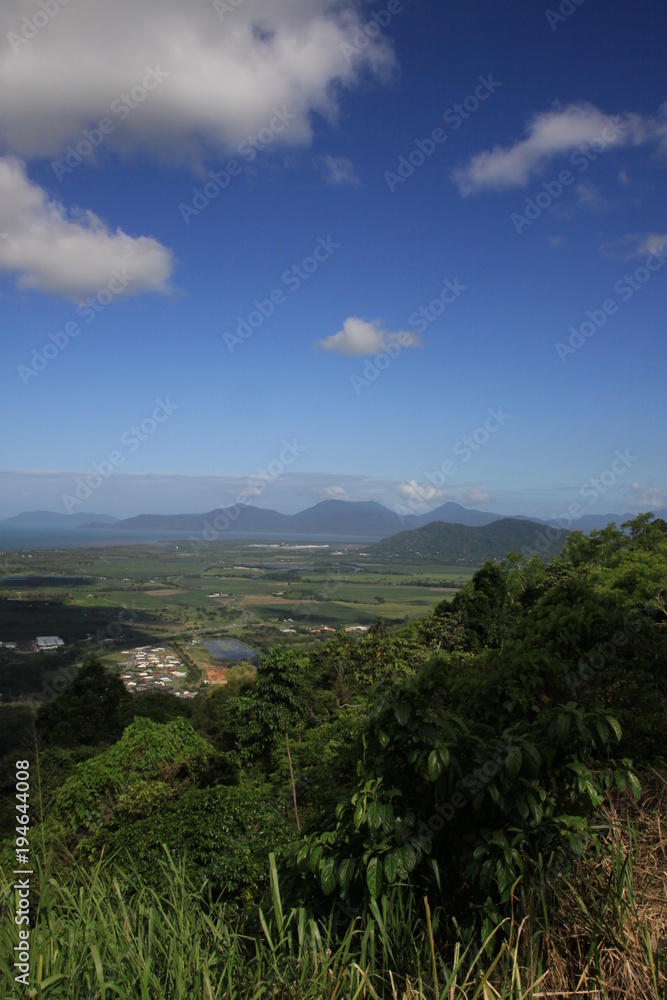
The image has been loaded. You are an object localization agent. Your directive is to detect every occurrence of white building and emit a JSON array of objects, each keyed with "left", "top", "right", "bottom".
[{"left": 36, "top": 636, "right": 65, "bottom": 650}]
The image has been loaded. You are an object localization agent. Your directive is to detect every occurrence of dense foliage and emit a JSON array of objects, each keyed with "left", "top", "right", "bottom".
[
  {"left": 1, "top": 514, "right": 665, "bottom": 995},
  {"left": 370, "top": 516, "right": 567, "bottom": 562}
]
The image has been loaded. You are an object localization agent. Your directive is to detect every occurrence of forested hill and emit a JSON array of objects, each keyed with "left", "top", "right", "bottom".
[
  {"left": 370, "top": 517, "right": 566, "bottom": 563},
  {"left": 1, "top": 514, "right": 665, "bottom": 996}
]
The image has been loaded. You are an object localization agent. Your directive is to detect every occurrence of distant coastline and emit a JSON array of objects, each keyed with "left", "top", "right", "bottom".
[{"left": 0, "top": 526, "right": 385, "bottom": 552}]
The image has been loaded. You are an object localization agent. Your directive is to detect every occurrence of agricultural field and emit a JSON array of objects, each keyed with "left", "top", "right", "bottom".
[{"left": 0, "top": 539, "right": 477, "bottom": 702}]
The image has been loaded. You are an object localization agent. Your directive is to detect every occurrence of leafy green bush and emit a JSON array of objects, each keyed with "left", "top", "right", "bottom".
[
  {"left": 100, "top": 783, "right": 294, "bottom": 898},
  {"left": 235, "top": 646, "right": 308, "bottom": 758},
  {"left": 35, "top": 659, "right": 130, "bottom": 748},
  {"left": 51, "top": 716, "right": 218, "bottom": 837},
  {"left": 293, "top": 516, "right": 666, "bottom": 930}
]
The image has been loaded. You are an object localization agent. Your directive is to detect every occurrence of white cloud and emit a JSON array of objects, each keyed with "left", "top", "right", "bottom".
[
  {"left": 452, "top": 101, "right": 666, "bottom": 194},
  {"left": 463, "top": 487, "right": 491, "bottom": 504},
  {"left": 315, "top": 317, "right": 422, "bottom": 356},
  {"left": 0, "top": 0, "right": 395, "bottom": 162},
  {"left": 321, "top": 154, "right": 360, "bottom": 186},
  {"left": 396, "top": 480, "right": 444, "bottom": 503},
  {"left": 600, "top": 232, "right": 667, "bottom": 260},
  {"left": 548, "top": 235, "right": 565, "bottom": 249},
  {"left": 628, "top": 482, "right": 666, "bottom": 509},
  {"left": 629, "top": 232, "right": 667, "bottom": 258},
  {"left": 321, "top": 485, "right": 350, "bottom": 500},
  {"left": 0, "top": 157, "right": 172, "bottom": 299}
]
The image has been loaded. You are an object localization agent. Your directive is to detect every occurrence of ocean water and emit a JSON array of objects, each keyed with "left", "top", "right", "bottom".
[{"left": 0, "top": 526, "right": 382, "bottom": 552}]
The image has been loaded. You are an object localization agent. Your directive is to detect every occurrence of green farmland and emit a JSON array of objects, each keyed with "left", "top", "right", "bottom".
[{"left": 0, "top": 540, "right": 476, "bottom": 701}]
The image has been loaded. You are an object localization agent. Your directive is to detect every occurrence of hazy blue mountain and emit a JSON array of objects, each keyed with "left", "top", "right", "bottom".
[
  {"left": 6, "top": 501, "right": 659, "bottom": 542},
  {"left": 290, "top": 500, "right": 404, "bottom": 535},
  {"left": 554, "top": 509, "right": 667, "bottom": 533},
  {"left": 94, "top": 499, "right": 529, "bottom": 537},
  {"left": 89, "top": 500, "right": 402, "bottom": 537},
  {"left": 1, "top": 510, "right": 118, "bottom": 526},
  {"left": 90, "top": 504, "right": 293, "bottom": 535},
  {"left": 409, "top": 501, "right": 533, "bottom": 528}
]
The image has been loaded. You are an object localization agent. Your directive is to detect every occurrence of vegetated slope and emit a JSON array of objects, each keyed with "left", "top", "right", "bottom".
[
  {"left": 1, "top": 513, "right": 665, "bottom": 998},
  {"left": 371, "top": 517, "right": 566, "bottom": 562}
]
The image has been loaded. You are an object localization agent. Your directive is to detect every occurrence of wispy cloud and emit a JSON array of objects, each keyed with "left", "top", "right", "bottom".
[
  {"left": 600, "top": 231, "right": 667, "bottom": 260},
  {"left": 452, "top": 101, "right": 667, "bottom": 194},
  {"left": 321, "top": 154, "right": 360, "bottom": 186},
  {"left": 574, "top": 181, "right": 608, "bottom": 212}
]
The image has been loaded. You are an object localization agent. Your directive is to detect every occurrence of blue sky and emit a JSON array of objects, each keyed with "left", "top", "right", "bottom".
[{"left": 0, "top": 0, "right": 665, "bottom": 520}]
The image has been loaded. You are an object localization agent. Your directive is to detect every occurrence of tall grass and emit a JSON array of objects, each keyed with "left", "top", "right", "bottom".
[
  {"left": 0, "top": 850, "right": 552, "bottom": 999},
  {"left": 1, "top": 778, "right": 664, "bottom": 999}
]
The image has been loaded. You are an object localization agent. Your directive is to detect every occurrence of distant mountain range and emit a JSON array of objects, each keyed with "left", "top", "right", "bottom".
[
  {"left": 2, "top": 510, "right": 119, "bottom": 526},
  {"left": 75, "top": 499, "right": 535, "bottom": 536},
  {"left": 1, "top": 501, "right": 662, "bottom": 540},
  {"left": 370, "top": 518, "right": 567, "bottom": 563}
]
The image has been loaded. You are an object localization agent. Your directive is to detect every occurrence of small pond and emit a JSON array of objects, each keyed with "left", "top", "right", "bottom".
[{"left": 202, "top": 638, "right": 259, "bottom": 661}]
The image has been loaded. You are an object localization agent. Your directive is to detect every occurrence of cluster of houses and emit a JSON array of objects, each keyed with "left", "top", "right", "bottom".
[{"left": 118, "top": 645, "right": 194, "bottom": 698}]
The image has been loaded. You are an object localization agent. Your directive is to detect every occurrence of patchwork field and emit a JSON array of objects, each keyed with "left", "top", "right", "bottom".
[{"left": 0, "top": 539, "right": 478, "bottom": 701}]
